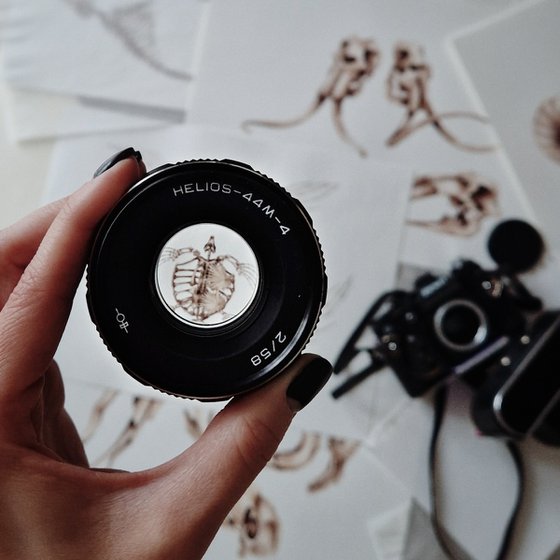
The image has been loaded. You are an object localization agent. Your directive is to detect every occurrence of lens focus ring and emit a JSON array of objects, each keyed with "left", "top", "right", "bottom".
[{"left": 87, "top": 159, "right": 327, "bottom": 400}]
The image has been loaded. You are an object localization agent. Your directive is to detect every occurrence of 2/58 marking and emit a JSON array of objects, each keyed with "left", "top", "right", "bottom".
[{"left": 251, "top": 331, "right": 287, "bottom": 366}]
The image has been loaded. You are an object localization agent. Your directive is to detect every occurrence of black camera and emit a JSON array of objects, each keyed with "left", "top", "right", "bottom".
[
  {"left": 87, "top": 159, "right": 327, "bottom": 400},
  {"left": 333, "top": 220, "right": 560, "bottom": 444}
]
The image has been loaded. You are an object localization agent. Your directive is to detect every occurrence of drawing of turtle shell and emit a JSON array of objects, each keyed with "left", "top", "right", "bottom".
[
  {"left": 534, "top": 95, "right": 560, "bottom": 164},
  {"left": 156, "top": 224, "right": 259, "bottom": 328},
  {"left": 171, "top": 236, "right": 236, "bottom": 321}
]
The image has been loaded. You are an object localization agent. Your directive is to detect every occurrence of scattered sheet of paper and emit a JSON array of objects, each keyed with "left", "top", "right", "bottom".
[
  {"left": 2, "top": 0, "right": 207, "bottom": 129},
  {"left": 367, "top": 498, "right": 473, "bottom": 560},
  {"left": 187, "top": 0, "right": 535, "bottom": 274},
  {"left": 64, "top": 376, "right": 410, "bottom": 560},
  {"left": 450, "top": 0, "right": 560, "bottom": 256},
  {"left": 2, "top": 86, "right": 174, "bottom": 142},
  {"left": 365, "top": 380, "right": 560, "bottom": 560}
]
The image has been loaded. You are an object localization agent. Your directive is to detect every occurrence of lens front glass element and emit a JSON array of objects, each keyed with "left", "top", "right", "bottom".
[{"left": 155, "top": 223, "right": 260, "bottom": 329}]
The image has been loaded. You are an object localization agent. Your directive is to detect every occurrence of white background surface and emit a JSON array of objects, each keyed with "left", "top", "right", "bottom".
[{"left": 1, "top": 2, "right": 560, "bottom": 559}]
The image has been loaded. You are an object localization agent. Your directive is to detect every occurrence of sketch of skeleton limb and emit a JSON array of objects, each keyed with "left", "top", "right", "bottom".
[
  {"left": 534, "top": 95, "right": 560, "bottom": 164},
  {"left": 318, "top": 276, "right": 353, "bottom": 331},
  {"left": 160, "top": 236, "right": 257, "bottom": 323},
  {"left": 269, "top": 431, "right": 359, "bottom": 493},
  {"left": 242, "top": 36, "right": 379, "bottom": 157},
  {"left": 184, "top": 409, "right": 358, "bottom": 493},
  {"left": 268, "top": 432, "right": 322, "bottom": 470},
  {"left": 226, "top": 488, "right": 280, "bottom": 558},
  {"left": 62, "top": 0, "right": 191, "bottom": 81},
  {"left": 307, "top": 437, "right": 360, "bottom": 493},
  {"left": 92, "top": 396, "right": 162, "bottom": 467},
  {"left": 288, "top": 180, "right": 339, "bottom": 210},
  {"left": 385, "top": 42, "right": 494, "bottom": 152},
  {"left": 407, "top": 172, "right": 499, "bottom": 236},
  {"left": 80, "top": 388, "right": 119, "bottom": 444},
  {"left": 183, "top": 407, "right": 218, "bottom": 440}
]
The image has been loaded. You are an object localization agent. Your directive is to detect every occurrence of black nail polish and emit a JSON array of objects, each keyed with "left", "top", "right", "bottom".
[
  {"left": 93, "top": 147, "right": 142, "bottom": 178},
  {"left": 286, "top": 356, "right": 333, "bottom": 412}
]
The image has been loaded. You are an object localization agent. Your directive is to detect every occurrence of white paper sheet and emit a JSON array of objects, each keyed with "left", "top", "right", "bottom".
[
  {"left": 63, "top": 376, "right": 410, "bottom": 560},
  {"left": 450, "top": 0, "right": 560, "bottom": 256},
  {"left": 186, "top": 0, "right": 537, "bottom": 274},
  {"left": 2, "top": 86, "right": 173, "bottom": 142},
  {"left": 3, "top": 0, "right": 207, "bottom": 117},
  {"left": 365, "top": 380, "right": 560, "bottom": 560}
]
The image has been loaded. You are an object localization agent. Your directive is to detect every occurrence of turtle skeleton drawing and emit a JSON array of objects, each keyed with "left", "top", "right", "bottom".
[{"left": 159, "top": 235, "right": 257, "bottom": 325}]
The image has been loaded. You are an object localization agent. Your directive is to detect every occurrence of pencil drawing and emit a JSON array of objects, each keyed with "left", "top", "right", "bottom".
[
  {"left": 92, "top": 396, "right": 162, "bottom": 467},
  {"left": 269, "top": 432, "right": 322, "bottom": 470},
  {"left": 308, "top": 437, "right": 360, "bottom": 493},
  {"left": 243, "top": 36, "right": 379, "bottom": 157},
  {"left": 386, "top": 42, "right": 494, "bottom": 152},
  {"left": 534, "top": 95, "right": 560, "bottom": 164},
  {"left": 160, "top": 235, "right": 257, "bottom": 324},
  {"left": 226, "top": 489, "right": 280, "bottom": 557},
  {"left": 407, "top": 172, "right": 499, "bottom": 236},
  {"left": 62, "top": 0, "right": 191, "bottom": 80}
]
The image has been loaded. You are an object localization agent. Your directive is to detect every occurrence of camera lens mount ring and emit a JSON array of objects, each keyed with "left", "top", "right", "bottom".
[
  {"left": 87, "top": 159, "right": 327, "bottom": 400},
  {"left": 433, "top": 298, "right": 488, "bottom": 352}
]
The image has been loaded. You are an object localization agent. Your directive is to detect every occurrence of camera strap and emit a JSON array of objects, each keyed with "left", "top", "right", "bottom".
[{"left": 429, "top": 383, "right": 526, "bottom": 560}]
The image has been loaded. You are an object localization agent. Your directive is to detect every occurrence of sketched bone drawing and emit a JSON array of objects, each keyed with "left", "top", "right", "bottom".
[
  {"left": 386, "top": 42, "right": 494, "bottom": 152},
  {"left": 92, "top": 396, "right": 161, "bottom": 467},
  {"left": 407, "top": 172, "right": 499, "bottom": 236},
  {"left": 81, "top": 388, "right": 118, "bottom": 444},
  {"left": 307, "top": 437, "right": 360, "bottom": 493},
  {"left": 269, "top": 432, "right": 322, "bottom": 471},
  {"left": 226, "top": 489, "right": 280, "bottom": 558},
  {"left": 534, "top": 95, "right": 560, "bottom": 164},
  {"left": 160, "top": 236, "right": 256, "bottom": 324},
  {"left": 62, "top": 0, "right": 190, "bottom": 80},
  {"left": 243, "top": 36, "right": 380, "bottom": 157}
]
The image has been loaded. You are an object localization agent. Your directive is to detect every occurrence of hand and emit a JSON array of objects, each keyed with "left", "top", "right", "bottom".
[{"left": 0, "top": 151, "right": 332, "bottom": 560}]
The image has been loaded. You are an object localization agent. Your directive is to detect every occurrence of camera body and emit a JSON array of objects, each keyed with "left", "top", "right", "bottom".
[
  {"left": 372, "top": 259, "right": 533, "bottom": 397},
  {"left": 368, "top": 257, "right": 560, "bottom": 443}
]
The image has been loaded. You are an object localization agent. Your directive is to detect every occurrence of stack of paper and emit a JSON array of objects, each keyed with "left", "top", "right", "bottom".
[{"left": 3, "top": 1, "right": 560, "bottom": 558}]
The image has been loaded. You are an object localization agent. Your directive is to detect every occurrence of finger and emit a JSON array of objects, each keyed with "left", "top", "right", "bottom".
[
  {"left": 0, "top": 199, "right": 66, "bottom": 308},
  {"left": 38, "top": 361, "right": 89, "bottom": 466},
  {"left": 142, "top": 354, "right": 332, "bottom": 558},
  {"left": 0, "top": 156, "right": 144, "bottom": 403}
]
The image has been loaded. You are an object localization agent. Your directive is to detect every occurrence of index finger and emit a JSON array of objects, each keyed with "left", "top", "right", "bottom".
[
  {"left": 0, "top": 199, "right": 67, "bottom": 309},
  {"left": 0, "top": 156, "right": 144, "bottom": 402}
]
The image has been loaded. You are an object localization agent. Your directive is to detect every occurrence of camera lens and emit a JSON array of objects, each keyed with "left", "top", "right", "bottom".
[
  {"left": 433, "top": 299, "right": 488, "bottom": 352},
  {"left": 87, "top": 159, "right": 327, "bottom": 400}
]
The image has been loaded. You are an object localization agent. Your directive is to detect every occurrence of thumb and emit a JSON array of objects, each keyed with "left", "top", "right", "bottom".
[
  {"left": 195, "top": 353, "right": 332, "bottom": 494},
  {"left": 146, "top": 354, "right": 332, "bottom": 557}
]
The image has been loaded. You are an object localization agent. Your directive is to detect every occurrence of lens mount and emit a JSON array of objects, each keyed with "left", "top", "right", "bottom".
[
  {"left": 87, "top": 159, "right": 327, "bottom": 400},
  {"left": 433, "top": 298, "right": 488, "bottom": 352}
]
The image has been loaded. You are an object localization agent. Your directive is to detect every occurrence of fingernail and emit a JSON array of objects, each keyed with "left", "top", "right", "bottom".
[
  {"left": 286, "top": 356, "right": 333, "bottom": 413},
  {"left": 93, "top": 147, "right": 143, "bottom": 178}
]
